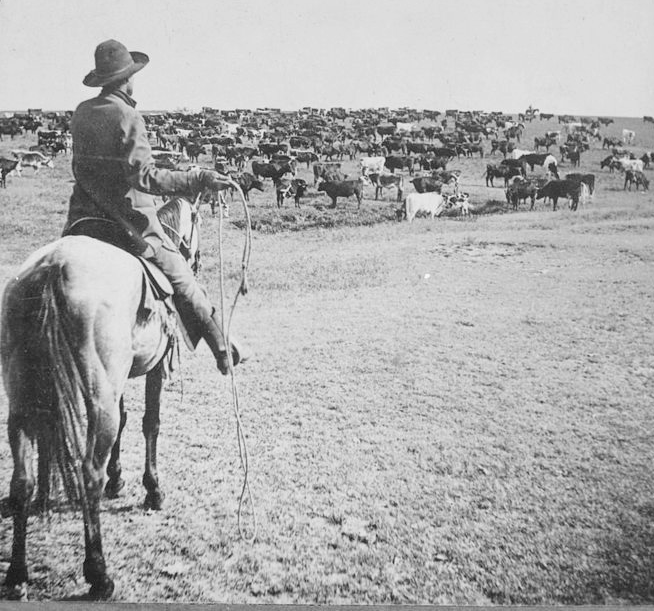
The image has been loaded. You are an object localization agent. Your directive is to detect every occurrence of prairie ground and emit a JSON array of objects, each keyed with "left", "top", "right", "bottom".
[{"left": 0, "top": 115, "right": 653, "bottom": 603}]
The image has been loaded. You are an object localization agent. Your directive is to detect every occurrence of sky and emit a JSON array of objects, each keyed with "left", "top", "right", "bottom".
[{"left": 1, "top": 0, "right": 653, "bottom": 116}]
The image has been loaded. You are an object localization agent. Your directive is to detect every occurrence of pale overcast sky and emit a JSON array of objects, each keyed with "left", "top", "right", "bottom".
[{"left": 1, "top": 0, "right": 652, "bottom": 116}]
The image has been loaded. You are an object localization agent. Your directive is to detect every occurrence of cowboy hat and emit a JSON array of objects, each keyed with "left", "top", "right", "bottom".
[{"left": 83, "top": 39, "right": 149, "bottom": 87}]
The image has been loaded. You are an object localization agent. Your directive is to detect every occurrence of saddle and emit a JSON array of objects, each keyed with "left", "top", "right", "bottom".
[{"left": 65, "top": 218, "right": 194, "bottom": 352}]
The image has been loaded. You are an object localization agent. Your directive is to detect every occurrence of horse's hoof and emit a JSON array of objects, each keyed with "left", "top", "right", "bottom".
[
  {"left": 105, "top": 478, "right": 125, "bottom": 499},
  {"left": 6, "top": 583, "right": 28, "bottom": 601},
  {"left": 144, "top": 490, "right": 164, "bottom": 511},
  {"left": 88, "top": 577, "right": 114, "bottom": 601}
]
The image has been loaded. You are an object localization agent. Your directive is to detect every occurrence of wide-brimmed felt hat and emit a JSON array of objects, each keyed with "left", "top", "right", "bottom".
[{"left": 83, "top": 39, "right": 149, "bottom": 87}]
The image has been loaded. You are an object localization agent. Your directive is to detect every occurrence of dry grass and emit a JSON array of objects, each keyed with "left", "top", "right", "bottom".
[{"left": 0, "top": 114, "right": 653, "bottom": 603}]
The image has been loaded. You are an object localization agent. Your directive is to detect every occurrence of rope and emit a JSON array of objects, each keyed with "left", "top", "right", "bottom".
[{"left": 215, "top": 180, "right": 256, "bottom": 543}]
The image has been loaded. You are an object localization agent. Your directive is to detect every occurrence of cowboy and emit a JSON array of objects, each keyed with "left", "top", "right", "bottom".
[{"left": 63, "top": 39, "right": 249, "bottom": 374}]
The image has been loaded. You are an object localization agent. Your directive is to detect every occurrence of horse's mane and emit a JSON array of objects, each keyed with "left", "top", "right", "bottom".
[{"left": 157, "top": 198, "right": 185, "bottom": 246}]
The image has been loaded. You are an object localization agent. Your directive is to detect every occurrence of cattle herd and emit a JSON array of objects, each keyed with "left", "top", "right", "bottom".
[{"left": 0, "top": 106, "right": 652, "bottom": 220}]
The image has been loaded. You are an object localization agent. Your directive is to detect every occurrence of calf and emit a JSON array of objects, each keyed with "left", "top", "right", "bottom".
[
  {"left": 624, "top": 170, "right": 649, "bottom": 191},
  {"left": 230, "top": 172, "right": 264, "bottom": 202},
  {"left": 445, "top": 192, "right": 471, "bottom": 216},
  {"left": 291, "top": 149, "right": 319, "bottom": 168},
  {"left": 402, "top": 192, "right": 446, "bottom": 222},
  {"left": 536, "top": 179, "right": 583, "bottom": 211},
  {"left": 367, "top": 172, "right": 404, "bottom": 202},
  {"left": 505, "top": 178, "right": 538, "bottom": 210},
  {"left": 275, "top": 177, "right": 309, "bottom": 208},
  {"left": 317, "top": 177, "right": 366, "bottom": 208},
  {"left": 16, "top": 152, "right": 53, "bottom": 174},
  {"left": 0, "top": 157, "right": 21, "bottom": 187}
]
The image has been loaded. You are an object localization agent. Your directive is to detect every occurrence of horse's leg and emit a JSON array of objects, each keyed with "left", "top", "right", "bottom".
[
  {"left": 5, "top": 416, "right": 35, "bottom": 599},
  {"left": 143, "top": 362, "right": 164, "bottom": 510},
  {"left": 34, "top": 425, "right": 54, "bottom": 514},
  {"left": 82, "top": 396, "right": 119, "bottom": 600},
  {"left": 105, "top": 396, "right": 127, "bottom": 498}
]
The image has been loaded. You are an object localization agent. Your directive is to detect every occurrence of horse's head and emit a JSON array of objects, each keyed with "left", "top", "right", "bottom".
[{"left": 157, "top": 197, "right": 202, "bottom": 275}]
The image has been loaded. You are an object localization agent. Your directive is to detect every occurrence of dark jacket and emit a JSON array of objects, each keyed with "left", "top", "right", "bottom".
[{"left": 64, "top": 89, "right": 201, "bottom": 254}]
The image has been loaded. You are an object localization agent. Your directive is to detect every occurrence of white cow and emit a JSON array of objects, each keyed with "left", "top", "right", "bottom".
[
  {"left": 359, "top": 156, "right": 385, "bottom": 176},
  {"left": 622, "top": 129, "right": 636, "bottom": 145},
  {"left": 512, "top": 148, "right": 533, "bottom": 160},
  {"left": 615, "top": 157, "right": 644, "bottom": 173},
  {"left": 403, "top": 192, "right": 446, "bottom": 222},
  {"left": 395, "top": 122, "right": 414, "bottom": 135}
]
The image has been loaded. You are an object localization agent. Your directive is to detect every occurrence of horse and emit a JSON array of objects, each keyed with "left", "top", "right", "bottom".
[{"left": 0, "top": 196, "right": 201, "bottom": 601}]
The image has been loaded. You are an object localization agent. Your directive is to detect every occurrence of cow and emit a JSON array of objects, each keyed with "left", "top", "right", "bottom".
[
  {"left": 317, "top": 177, "right": 366, "bottom": 208},
  {"left": 431, "top": 169, "right": 461, "bottom": 191},
  {"left": 259, "top": 142, "right": 288, "bottom": 158},
  {"left": 564, "top": 173, "right": 596, "bottom": 195},
  {"left": 359, "top": 156, "right": 386, "bottom": 176},
  {"left": 291, "top": 149, "right": 319, "bottom": 168},
  {"left": 410, "top": 176, "right": 442, "bottom": 194},
  {"left": 505, "top": 177, "right": 538, "bottom": 210},
  {"left": 602, "top": 136, "right": 622, "bottom": 149},
  {"left": 445, "top": 192, "right": 471, "bottom": 216},
  {"left": 490, "top": 139, "right": 514, "bottom": 158},
  {"left": 16, "top": 152, "right": 53, "bottom": 174},
  {"left": 613, "top": 157, "right": 645, "bottom": 173},
  {"left": 640, "top": 153, "right": 651, "bottom": 169},
  {"left": 384, "top": 155, "right": 414, "bottom": 175},
  {"left": 230, "top": 172, "right": 264, "bottom": 202},
  {"left": 643, "top": 116, "right": 654, "bottom": 124},
  {"left": 274, "top": 177, "right": 309, "bottom": 208},
  {"left": 313, "top": 162, "right": 345, "bottom": 186},
  {"left": 486, "top": 163, "right": 522, "bottom": 187},
  {"left": 534, "top": 136, "right": 556, "bottom": 151},
  {"left": 536, "top": 179, "right": 583, "bottom": 211},
  {"left": 0, "top": 157, "right": 21, "bottom": 187},
  {"left": 251, "top": 159, "right": 293, "bottom": 181},
  {"left": 366, "top": 172, "right": 404, "bottom": 202},
  {"left": 622, "top": 129, "right": 636, "bottom": 145},
  {"left": 418, "top": 154, "right": 448, "bottom": 172},
  {"left": 185, "top": 143, "right": 205, "bottom": 163},
  {"left": 401, "top": 192, "right": 446, "bottom": 222},
  {"left": 519, "top": 153, "right": 557, "bottom": 173},
  {"left": 624, "top": 170, "right": 649, "bottom": 191},
  {"left": 600, "top": 155, "right": 617, "bottom": 171},
  {"left": 567, "top": 149, "right": 581, "bottom": 167},
  {"left": 598, "top": 117, "right": 614, "bottom": 126}
]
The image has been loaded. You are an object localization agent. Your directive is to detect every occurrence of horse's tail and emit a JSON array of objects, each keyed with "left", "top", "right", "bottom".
[{"left": 37, "top": 264, "right": 90, "bottom": 510}]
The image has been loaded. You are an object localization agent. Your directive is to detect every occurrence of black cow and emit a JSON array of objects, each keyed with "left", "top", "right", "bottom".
[
  {"left": 410, "top": 176, "right": 442, "bottom": 194},
  {"left": 185, "top": 143, "right": 205, "bottom": 163},
  {"left": 485, "top": 163, "right": 522, "bottom": 187},
  {"left": 505, "top": 178, "right": 538, "bottom": 210},
  {"left": 643, "top": 116, "right": 654, "bottom": 124},
  {"left": 384, "top": 155, "right": 414, "bottom": 175},
  {"left": 600, "top": 155, "right": 616, "bottom": 172},
  {"left": 536, "top": 179, "right": 582, "bottom": 211},
  {"left": 519, "top": 153, "right": 555, "bottom": 172},
  {"left": 230, "top": 172, "right": 264, "bottom": 202},
  {"left": 251, "top": 160, "right": 293, "bottom": 181},
  {"left": 418, "top": 154, "right": 448, "bottom": 171},
  {"left": 534, "top": 136, "right": 556, "bottom": 151},
  {"left": 259, "top": 142, "right": 288, "bottom": 159},
  {"left": 565, "top": 173, "right": 596, "bottom": 195},
  {"left": 366, "top": 172, "right": 404, "bottom": 202},
  {"left": 624, "top": 170, "right": 649, "bottom": 191},
  {"left": 602, "top": 136, "right": 622, "bottom": 149},
  {"left": 291, "top": 149, "right": 319, "bottom": 168},
  {"left": 0, "top": 157, "right": 20, "bottom": 187},
  {"left": 317, "top": 178, "right": 365, "bottom": 208},
  {"left": 274, "top": 177, "right": 309, "bottom": 208}
]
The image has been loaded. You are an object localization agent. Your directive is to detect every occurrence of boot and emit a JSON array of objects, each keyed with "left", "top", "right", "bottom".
[{"left": 202, "top": 312, "right": 250, "bottom": 375}]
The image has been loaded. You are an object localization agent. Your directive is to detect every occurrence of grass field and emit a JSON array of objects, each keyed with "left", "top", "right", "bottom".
[{"left": 0, "top": 114, "right": 653, "bottom": 603}]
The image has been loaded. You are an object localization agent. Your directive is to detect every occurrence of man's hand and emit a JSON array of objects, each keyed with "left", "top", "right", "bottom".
[{"left": 200, "top": 170, "right": 232, "bottom": 192}]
